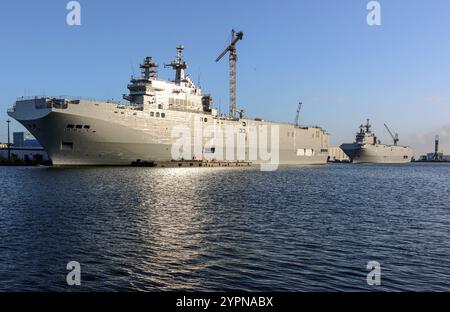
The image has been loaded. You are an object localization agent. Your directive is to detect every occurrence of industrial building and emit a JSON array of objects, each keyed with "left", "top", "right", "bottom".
[
  {"left": 0, "top": 131, "right": 49, "bottom": 164},
  {"left": 417, "top": 135, "right": 450, "bottom": 162},
  {"left": 0, "top": 147, "right": 49, "bottom": 163}
]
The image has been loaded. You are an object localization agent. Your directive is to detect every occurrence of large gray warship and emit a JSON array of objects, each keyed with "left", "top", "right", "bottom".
[
  {"left": 340, "top": 119, "right": 413, "bottom": 164},
  {"left": 7, "top": 36, "right": 330, "bottom": 166}
]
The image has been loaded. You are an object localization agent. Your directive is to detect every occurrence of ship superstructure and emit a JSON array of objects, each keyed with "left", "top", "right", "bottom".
[
  {"left": 340, "top": 119, "right": 413, "bottom": 163},
  {"left": 8, "top": 44, "right": 330, "bottom": 167}
]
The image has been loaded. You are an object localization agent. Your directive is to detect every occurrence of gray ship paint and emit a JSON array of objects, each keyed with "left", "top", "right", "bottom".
[
  {"left": 341, "top": 119, "right": 413, "bottom": 164},
  {"left": 8, "top": 47, "right": 330, "bottom": 168}
]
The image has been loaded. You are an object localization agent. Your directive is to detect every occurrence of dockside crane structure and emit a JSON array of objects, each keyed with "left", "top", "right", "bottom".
[
  {"left": 384, "top": 123, "right": 399, "bottom": 146},
  {"left": 216, "top": 29, "right": 244, "bottom": 119},
  {"left": 294, "top": 102, "right": 303, "bottom": 127}
]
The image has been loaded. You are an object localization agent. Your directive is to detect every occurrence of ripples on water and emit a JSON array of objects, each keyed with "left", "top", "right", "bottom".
[{"left": 0, "top": 163, "right": 449, "bottom": 291}]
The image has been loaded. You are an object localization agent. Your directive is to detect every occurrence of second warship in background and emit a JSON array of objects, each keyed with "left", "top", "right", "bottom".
[
  {"left": 7, "top": 31, "right": 330, "bottom": 166},
  {"left": 340, "top": 119, "right": 413, "bottom": 164}
]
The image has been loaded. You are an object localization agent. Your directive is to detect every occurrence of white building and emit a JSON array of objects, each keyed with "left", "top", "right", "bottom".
[{"left": 328, "top": 146, "right": 350, "bottom": 162}]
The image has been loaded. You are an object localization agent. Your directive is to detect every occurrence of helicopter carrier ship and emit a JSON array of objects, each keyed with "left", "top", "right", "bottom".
[
  {"left": 7, "top": 32, "right": 330, "bottom": 167},
  {"left": 340, "top": 119, "right": 413, "bottom": 164}
]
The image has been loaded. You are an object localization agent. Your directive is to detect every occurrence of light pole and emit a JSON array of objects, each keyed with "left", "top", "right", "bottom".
[{"left": 7, "top": 119, "right": 11, "bottom": 161}]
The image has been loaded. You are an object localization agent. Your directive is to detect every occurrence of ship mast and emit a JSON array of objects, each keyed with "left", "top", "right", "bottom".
[
  {"left": 124, "top": 56, "right": 158, "bottom": 106},
  {"left": 165, "top": 45, "right": 188, "bottom": 85},
  {"left": 365, "top": 119, "right": 372, "bottom": 133},
  {"left": 140, "top": 56, "right": 158, "bottom": 80}
]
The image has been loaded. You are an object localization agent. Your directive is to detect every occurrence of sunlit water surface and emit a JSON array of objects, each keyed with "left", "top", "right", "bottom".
[{"left": 1, "top": 163, "right": 449, "bottom": 291}]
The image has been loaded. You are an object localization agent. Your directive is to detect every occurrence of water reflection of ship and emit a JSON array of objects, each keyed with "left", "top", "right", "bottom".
[{"left": 131, "top": 169, "right": 210, "bottom": 290}]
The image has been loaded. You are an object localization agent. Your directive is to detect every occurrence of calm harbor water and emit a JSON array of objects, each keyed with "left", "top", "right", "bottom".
[{"left": 0, "top": 163, "right": 449, "bottom": 291}]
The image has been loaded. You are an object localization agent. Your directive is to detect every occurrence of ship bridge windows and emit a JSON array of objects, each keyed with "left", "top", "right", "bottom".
[
  {"left": 161, "top": 113, "right": 165, "bottom": 118},
  {"left": 156, "top": 112, "right": 160, "bottom": 117},
  {"left": 150, "top": 112, "right": 154, "bottom": 117},
  {"left": 75, "top": 125, "right": 83, "bottom": 129}
]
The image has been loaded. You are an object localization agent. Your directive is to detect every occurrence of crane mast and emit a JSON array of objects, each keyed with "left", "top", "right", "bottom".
[
  {"left": 294, "top": 102, "right": 302, "bottom": 126},
  {"left": 216, "top": 29, "right": 244, "bottom": 119},
  {"left": 384, "top": 123, "right": 399, "bottom": 145}
]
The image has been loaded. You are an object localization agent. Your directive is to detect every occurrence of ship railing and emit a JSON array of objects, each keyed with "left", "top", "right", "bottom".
[
  {"left": 16, "top": 95, "right": 124, "bottom": 105},
  {"left": 131, "top": 75, "right": 170, "bottom": 82},
  {"left": 16, "top": 95, "right": 58, "bottom": 101}
]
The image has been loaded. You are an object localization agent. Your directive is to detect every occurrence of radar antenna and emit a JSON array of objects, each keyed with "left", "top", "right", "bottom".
[
  {"left": 165, "top": 45, "right": 188, "bottom": 84},
  {"left": 365, "top": 119, "right": 372, "bottom": 133},
  {"left": 140, "top": 57, "right": 158, "bottom": 80}
]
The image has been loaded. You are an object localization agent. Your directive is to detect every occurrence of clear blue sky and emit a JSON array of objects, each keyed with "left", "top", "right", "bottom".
[{"left": 1, "top": 0, "right": 449, "bottom": 152}]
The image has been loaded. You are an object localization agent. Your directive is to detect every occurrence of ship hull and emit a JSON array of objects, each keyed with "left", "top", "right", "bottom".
[
  {"left": 340, "top": 143, "right": 413, "bottom": 164},
  {"left": 16, "top": 112, "right": 175, "bottom": 166},
  {"left": 9, "top": 99, "right": 330, "bottom": 166}
]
